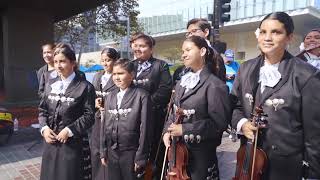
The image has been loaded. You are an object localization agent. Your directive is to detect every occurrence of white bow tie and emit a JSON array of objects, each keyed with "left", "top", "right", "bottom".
[
  {"left": 259, "top": 64, "right": 281, "bottom": 93},
  {"left": 180, "top": 72, "right": 200, "bottom": 90},
  {"left": 137, "top": 61, "right": 152, "bottom": 76},
  {"left": 50, "top": 81, "right": 64, "bottom": 94}
]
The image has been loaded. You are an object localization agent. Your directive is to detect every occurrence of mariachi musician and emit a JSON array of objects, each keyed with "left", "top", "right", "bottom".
[
  {"left": 163, "top": 36, "right": 230, "bottom": 179},
  {"left": 231, "top": 12, "right": 320, "bottom": 179},
  {"left": 100, "top": 58, "right": 152, "bottom": 180},
  {"left": 297, "top": 28, "right": 320, "bottom": 69},
  {"left": 39, "top": 43, "right": 95, "bottom": 180},
  {"left": 130, "top": 33, "right": 173, "bottom": 178},
  {"left": 90, "top": 47, "right": 120, "bottom": 180}
]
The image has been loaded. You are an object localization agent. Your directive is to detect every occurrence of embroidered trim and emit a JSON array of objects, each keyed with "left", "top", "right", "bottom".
[
  {"left": 96, "top": 91, "right": 110, "bottom": 97},
  {"left": 108, "top": 108, "right": 132, "bottom": 118},
  {"left": 245, "top": 93, "right": 254, "bottom": 106},
  {"left": 265, "top": 98, "right": 285, "bottom": 111},
  {"left": 173, "top": 104, "right": 195, "bottom": 119},
  {"left": 48, "top": 95, "right": 75, "bottom": 105},
  {"left": 133, "top": 79, "right": 149, "bottom": 85}
]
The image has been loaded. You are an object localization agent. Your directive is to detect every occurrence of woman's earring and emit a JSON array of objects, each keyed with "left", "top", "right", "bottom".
[{"left": 286, "top": 44, "right": 290, "bottom": 50}]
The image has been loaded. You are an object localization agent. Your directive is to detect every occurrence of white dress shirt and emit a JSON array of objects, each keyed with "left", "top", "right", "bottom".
[{"left": 117, "top": 88, "right": 127, "bottom": 109}]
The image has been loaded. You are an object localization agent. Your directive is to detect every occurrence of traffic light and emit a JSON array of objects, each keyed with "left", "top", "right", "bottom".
[{"left": 219, "top": 0, "right": 231, "bottom": 24}]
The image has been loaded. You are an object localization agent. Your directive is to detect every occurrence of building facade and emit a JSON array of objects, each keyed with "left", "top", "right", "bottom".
[{"left": 134, "top": 0, "right": 320, "bottom": 61}]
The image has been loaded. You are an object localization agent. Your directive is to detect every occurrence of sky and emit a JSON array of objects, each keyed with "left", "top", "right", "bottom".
[{"left": 137, "top": 0, "right": 213, "bottom": 17}]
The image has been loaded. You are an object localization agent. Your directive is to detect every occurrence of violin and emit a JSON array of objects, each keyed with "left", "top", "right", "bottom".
[
  {"left": 164, "top": 107, "right": 190, "bottom": 180},
  {"left": 233, "top": 107, "right": 268, "bottom": 180},
  {"left": 139, "top": 90, "right": 176, "bottom": 180}
]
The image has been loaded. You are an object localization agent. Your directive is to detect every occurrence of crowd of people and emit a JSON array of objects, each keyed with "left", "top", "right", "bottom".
[{"left": 36, "top": 11, "right": 320, "bottom": 180}]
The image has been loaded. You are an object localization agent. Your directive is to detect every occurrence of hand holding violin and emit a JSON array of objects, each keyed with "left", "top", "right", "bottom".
[
  {"left": 168, "top": 123, "right": 183, "bottom": 136},
  {"left": 241, "top": 121, "right": 258, "bottom": 140}
]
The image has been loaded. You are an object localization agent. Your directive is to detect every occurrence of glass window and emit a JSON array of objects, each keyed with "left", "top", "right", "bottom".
[
  {"left": 285, "top": 0, "right": 294, "bottom": 10},
  {"left": 238, "top": 0, "right": 245, "bottom": 19},
  {"left": 246, "top": 0, "right": 254, "bottom": 17},
  {"left": 315, "top": 0, "right": 320, "bottom": 8},
  {"left": 264, "top": 0, "right": 273, "bottom": 14},
  {"left": 275, "top": 0, "right": 284, "bottom": 11},
  {"left": 295, "top": 0, "right": 308, "bottom": 9},
  {"left": 230, "top": 0, "right": 238, "bottom": 20},
  {"left": 255, "top": 0, "right": 264, "bottom": 16}
]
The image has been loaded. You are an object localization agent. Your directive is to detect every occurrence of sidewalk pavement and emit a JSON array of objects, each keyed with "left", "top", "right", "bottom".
[
  {"left": 0, "top": 127, "right": 43, "bottom": 180},
  {"left": 0, "top": 128, "right": 239, "bottom": 180}
]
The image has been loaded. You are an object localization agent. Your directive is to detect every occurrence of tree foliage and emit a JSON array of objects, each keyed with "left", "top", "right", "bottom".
[
  {"left": 162, "top": 47, "right": 182, "bottom": 64},
  {"left": 54, "top": 0, "right": 142, "bottom": 63}
]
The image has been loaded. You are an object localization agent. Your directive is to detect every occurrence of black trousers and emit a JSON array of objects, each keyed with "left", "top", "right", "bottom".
[
  {"left": 107, "top": 149, "right": 138, "bottom": 180},
  {"left": 91, "top": 151, "right": 107, "bottom": 180},
  {"left": 262, "top": 152, "right": 303, "bottom": 180},
  {"left": 187, "top": 145, "right": 219, "bottom": 180},
  {"left": 148, "top": 107, "right": 166, "bottom": 180}
]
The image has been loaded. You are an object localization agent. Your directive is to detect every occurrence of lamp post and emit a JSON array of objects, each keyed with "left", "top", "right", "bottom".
[{"left": 126, "top": 16, "right": 130, "bottom": 59}]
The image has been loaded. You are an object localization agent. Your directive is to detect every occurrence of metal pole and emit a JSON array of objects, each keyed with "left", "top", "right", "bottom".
[
  {"left": 212, "top": 0, "right": 220, "bottom": 47},
  {"left": 127, "top": 16, "right": 130, "bottom": 59}
]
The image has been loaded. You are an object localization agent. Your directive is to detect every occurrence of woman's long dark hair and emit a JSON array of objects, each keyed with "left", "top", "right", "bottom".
[
  {"left": 184, "top": 36, "right": 219, "bottom": 75},
  {"left": 113, "top": 58, "right": 135, "bottom": 74},
  {"left": 101, "top": 47, "right": 120, "bottom": 60},
  {"left": 54, "top": 43, "right": 78, "bottom": 71},
  {"left": 259, "top": 12, "right": 294, "bottom": 36}
]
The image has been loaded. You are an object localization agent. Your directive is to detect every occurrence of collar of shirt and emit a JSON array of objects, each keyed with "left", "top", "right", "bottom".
[
  {"left": 49, "top": 70, "right": 58, "bottom": 79},
  {"left": 59, "top": 72, "right": 76, "bottom": 94},
  {"left": 50, "top": 72, "right": 75, "bottom": 95},
  {"left": 180, "top": 68, "right": 202, "bottom": 92},
  {"left": 259, "top": 62, "right": 281, "bottom": 93},
  {"left": 117, "top": 88, "right": 127, "bottom": 108},
  {"left": 101, "top": 72, "right": 112, "bottom": 88},
  {"left": 304, "top": 52, "right": 320, "bottom": 69}
]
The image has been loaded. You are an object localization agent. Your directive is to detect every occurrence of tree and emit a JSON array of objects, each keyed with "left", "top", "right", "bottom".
[
  {"left": 54, "top": 0, "right": 142, "bottom": 64},
  {"left": 162, "top": 47, "right": 182, "bottom": 64}
]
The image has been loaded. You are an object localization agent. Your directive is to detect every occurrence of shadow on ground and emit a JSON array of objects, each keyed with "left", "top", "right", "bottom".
[{"left": 0, "top": 127, "right": 43, "bottom": 165}]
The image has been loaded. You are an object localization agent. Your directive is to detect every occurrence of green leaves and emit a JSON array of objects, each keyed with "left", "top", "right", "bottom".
[{"left": 54, "top": 0, "right": 141, "bottom": 63}]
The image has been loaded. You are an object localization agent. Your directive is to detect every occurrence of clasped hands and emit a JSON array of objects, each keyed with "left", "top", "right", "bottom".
[
  {"left": 101, "top": 158, "right": 141, "bottom": 172},
  {"left": 43, "top": 128, "right": 70, "bottom": 144}
]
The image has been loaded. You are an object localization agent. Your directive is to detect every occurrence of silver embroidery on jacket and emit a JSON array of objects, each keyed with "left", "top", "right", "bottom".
[{"left": 265, "top": 98, "right": 285, "bottom": 111}]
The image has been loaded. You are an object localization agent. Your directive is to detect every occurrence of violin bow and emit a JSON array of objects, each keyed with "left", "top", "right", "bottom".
[
  {"left": 160, "top": 146, "right": 169, "bottom": 180},
  {"left": 296, "top": 44, "right": 320, "bottom": 57},
  {"left": 152, "top": 90, "right": 176, "bottom": 167}
]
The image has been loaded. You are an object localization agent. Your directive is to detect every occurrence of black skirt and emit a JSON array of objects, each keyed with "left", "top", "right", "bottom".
[
  {"left": 90, "top": 110, "right": 108, "bottom": 180},
  {"left": 40, "top": 135, "right": 92, "bottom": 180}
]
